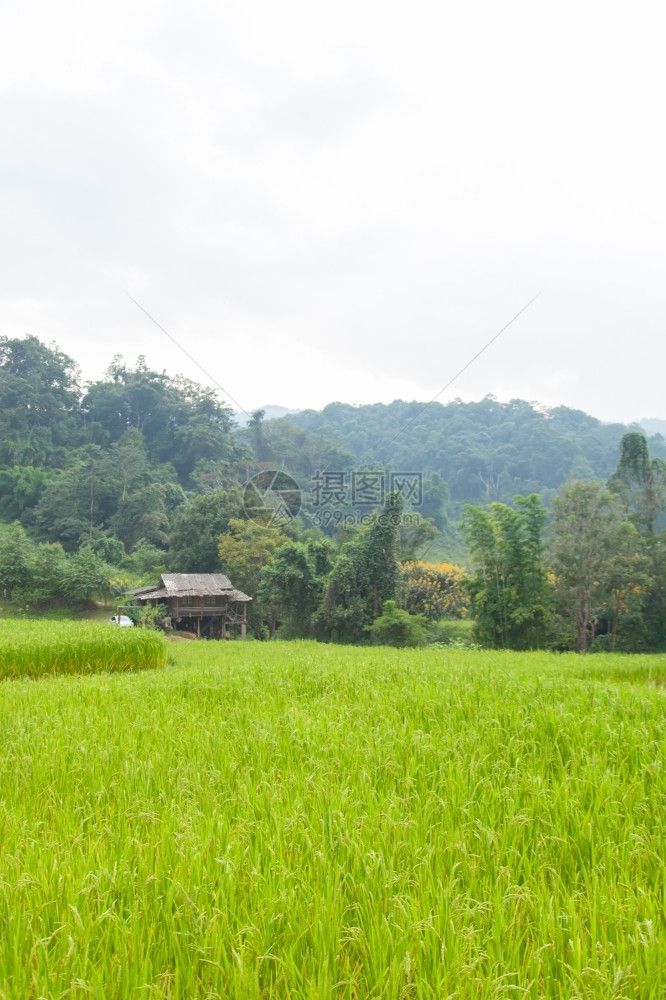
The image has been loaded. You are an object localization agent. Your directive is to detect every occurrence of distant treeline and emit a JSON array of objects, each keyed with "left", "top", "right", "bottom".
[{"left": 280, "top": 398, "right": 666, "bottom": 507}]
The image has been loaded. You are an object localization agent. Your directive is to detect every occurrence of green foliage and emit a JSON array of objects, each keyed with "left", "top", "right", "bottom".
[
  {"left": 394, "top": 512, "right": 438, "bottom": 561},
  {"left": 419, "top": 471, "right": 449, "bottom": 530},
  {"left": 550, "top": 481, "right": 646, "bottom": 652},
  {"left": 607, "top": 433, "right": 666, "bottom": 650},
  {"left": 217, "top": 518, "right": 287, "bottom": 597},
  {"left": 4, "top": 334, "right": 666, "bottom": 655},
  {"left": 0, "top": 465, "right": 55, "bottom": 521},
  {"left": 89, "top": 534, "right": 125, "bottom": 566},
  {"left": 287, "top": 397, "right": 665, "bottom": 506},
  {"left": 0, "top": 522, "right": 33, "bottom": 599},
  {"left": 609, "top": 431, "right": 666, "bottom": 536},
  {"left": 0, "top": 335, "right": 81, "bottom": 466},
  {"left": 83, "top": 358, "right": 238, "bottom": 479},
  {"left": 23, "top": 542, "right": 67, "bottom": 604},
  {"left": 257, "top": 536, "right": 334, "bottom": 637},
  {"left": 168, "top": 488, "right": 243, "bottom": 572},
  {"left": 137, "top": 602, "right": 169, "bottom": 631},
  {"left": 111, "top": 482, "right": 170, "bottom": 551},
  {"left": 57, "top": 547, "right": 113, "bottom": 605},
  {"left": 217, "top": 518, "right": 287, "bottom": 634},
  {"left": 462, "top": 494, "right": 552, "bottom": 649},
  {"left": 317, "top": 492, "right": 404, "bottom": 642},
  {"left": 120, "top": 540, "right": 168, "bottom": 579},
  {"left": 424, "top": 618, "right": 477, "bottom": 646},
  {"left": 369, "top": 599, "right": 426, "bottom": 647}
]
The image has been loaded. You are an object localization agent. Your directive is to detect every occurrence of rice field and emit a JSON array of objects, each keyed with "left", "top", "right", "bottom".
[
  {"left": 0, "top": 620, "right": 167, "bottom": 679},
  {"left": 0, "top": 640, "right": 664, "bottom": 999}
]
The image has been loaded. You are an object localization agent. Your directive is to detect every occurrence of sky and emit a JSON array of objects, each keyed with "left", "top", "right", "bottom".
[{"left": 1, "top": 0, "right": 664, "bottom": 423}]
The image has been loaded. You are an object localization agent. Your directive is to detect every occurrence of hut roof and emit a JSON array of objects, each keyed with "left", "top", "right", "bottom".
[{"left": 132, "top": 573, "right": 251, "bottom": 603}]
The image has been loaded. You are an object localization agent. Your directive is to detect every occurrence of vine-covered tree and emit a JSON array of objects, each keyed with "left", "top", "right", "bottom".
[
  {"left": 316, "top": 492, "right": 403, "bottom": 643},
  {"left": 608, "top": 431, "right": 666, "bottom": 536},
  {"left": 607, "top": 432, "right": 666, "bottom": 648}
]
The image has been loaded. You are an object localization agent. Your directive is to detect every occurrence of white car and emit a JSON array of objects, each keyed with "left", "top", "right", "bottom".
[{"left": 108, "top": 614, "right": 134, "bottom": 627}]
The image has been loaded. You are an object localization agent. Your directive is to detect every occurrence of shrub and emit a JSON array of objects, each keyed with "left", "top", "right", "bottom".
[{"left": 369, "top": 600, "right": 427, "bottom": 648}]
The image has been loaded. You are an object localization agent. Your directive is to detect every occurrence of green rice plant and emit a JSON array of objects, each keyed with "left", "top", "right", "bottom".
[
  {"left": 0, "top": 643, "right": 664, "bottom": 998},
  {"left": 0, "top": 619, "right": 167, "bottom": 679}
]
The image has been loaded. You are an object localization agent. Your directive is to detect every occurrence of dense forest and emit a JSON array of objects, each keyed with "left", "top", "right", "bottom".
[
  {"left": 281, "top": 399, "right": 666, "bottom": 507},
  {"left": 1, "top": 334, "right": 665, "bottom": 651}
]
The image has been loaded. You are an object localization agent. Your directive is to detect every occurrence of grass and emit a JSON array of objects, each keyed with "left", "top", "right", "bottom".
[
  {"left": 0, "top": 641, "right": 664, "bottom": 997},
  {"left": 0, "top": 619, "right": 167, "bottom": 679}
]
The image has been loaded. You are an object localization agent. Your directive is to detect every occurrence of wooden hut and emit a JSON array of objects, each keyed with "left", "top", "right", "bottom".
[{"left": 131, "top": 573, "right": 251, "bottom": 638}]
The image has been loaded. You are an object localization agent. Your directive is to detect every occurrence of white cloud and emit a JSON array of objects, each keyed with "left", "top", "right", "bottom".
[{"left": 0, "top": 0, "right": 664, "bottom": 422}]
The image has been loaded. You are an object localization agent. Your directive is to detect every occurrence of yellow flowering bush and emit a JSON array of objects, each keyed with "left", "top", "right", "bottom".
[{"left": 400, "top": 561, "right": 468, "bottom": 620}]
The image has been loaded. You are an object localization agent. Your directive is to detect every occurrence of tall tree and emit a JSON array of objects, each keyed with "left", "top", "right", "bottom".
[
  {"left": 317, "top": 492, "right": 404, "bottom": 643},
  {"left": 550, "top": 481, "right": 645, "bottom": 651},
  {"left": 111, "top": 483, "right": 171, "bottom": 552},
  {"left": 608, "top": 431, "right": 666, "bottom": 537},
  {"left": 32, "top": 446, "right": 120, "bottom": 550},
  {"left": 0, "top": 336, "right": 81, "bottom": 465},
  {"left": 169, "top": 488, "right": 243, "bottom": 572},
  {"left": 462, "top": 494, "right": 551, "bottom": 649},
  {"left": 246, "top": 410, "right": 274, "bottom": 464},
  {"left": 608, "top": 432, "right": 666, "bottom": 648}
]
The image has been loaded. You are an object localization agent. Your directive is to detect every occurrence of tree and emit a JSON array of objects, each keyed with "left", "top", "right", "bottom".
[
  {"left": 317, "top": 492, "right": 403, "bottom": 642},
  {"left": 246, "top": 410, "right": 274, "bottom": 464},
  {"left": 462, "top": 494, "right": 551, "bottom": 649},
  {"left": 419, "top": 472, "right": 449, "bottom": 531},
  {"left": 0, "top": 335, "right": 81, "bottom": 465},
  {"left": 168, "top": 488, "right": 243, "bottom": 572},
  {"left": 363, "top": 491, "right": 404, "bottom": 618},
  {"left": 608, "top": 432, "right": 666, "bottom": 537},
  {"left": 58, "top": 547, "right": 113, "bottom": 604},
  {"left": 608, "top": 433, "right": 666, "bottom": 649},
  {"left": 0, "top": 465, "right": 56, "bottom": 522},
  {"left": 32, "top": 446, "right": 121, "bottom": 549},
  {"left": 111, "top": 483, "right": 170, "bottom": 552},
  {"left": 24, "top": 542, "right": 67, "bottom": 604},
  {"left": 550, "top": 481, "right": 645, "bottom": 651},
  {"left": 217, "top": 518, "right": 287, "bottom": 597},
  {"left": 83, "top": 358, "right": 238, "bottom": 482},
  {"left": 257, "top": 536, "right": 334, "bottom": 637},
  {"left": 0, "top": 522, "right": 33, "bottom": 598},
  {"left": 395, "top": 513, "right": 438, "bottom": 562}
]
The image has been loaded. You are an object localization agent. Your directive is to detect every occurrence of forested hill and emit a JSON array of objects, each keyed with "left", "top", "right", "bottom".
[
  {"left": 1, "top": 334, "right": 665, "bottom": 576},
  {"left": 278, "top": 398, "right": 666, "bottom": 507}
]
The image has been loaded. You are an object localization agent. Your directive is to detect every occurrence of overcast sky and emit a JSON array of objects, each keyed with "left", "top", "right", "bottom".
[{"left": 1, "top": 0, "right": 664, "bottom": 423}]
